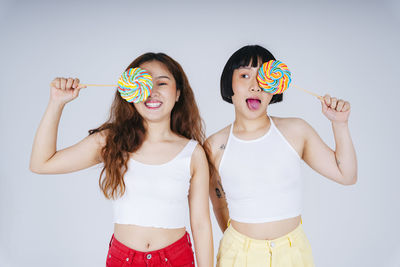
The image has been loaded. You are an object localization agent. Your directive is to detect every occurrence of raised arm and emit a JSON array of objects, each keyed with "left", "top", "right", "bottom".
[
  {"left": 302, "top": 94, "right": 357, "bottom": 185},
  {"left": 188, "top": 144, "right": 213, "bottom": 267},
  {"left": 30, "top": 78, "right": 104, "bottom": 174}
]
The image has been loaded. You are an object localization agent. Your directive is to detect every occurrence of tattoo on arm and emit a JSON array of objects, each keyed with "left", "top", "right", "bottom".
[
  {"left": 215, "top": 188, "right": 222, "bottom": 198},
  {"left": 337, "top": 159, "right": 341, "bottom": 166},
  {"left": 215, "top": 180, "right": 226, "bottom": 198},
  {"left": 213, "top": 145, "right": 226, "bottom": 199}
]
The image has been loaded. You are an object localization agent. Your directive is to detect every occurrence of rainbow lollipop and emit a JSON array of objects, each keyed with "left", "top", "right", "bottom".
[
  {"left": 117, "top": 68, "right": 153, "bottom": 103},
  {"left": 257, "top": 60, "right": 291, "bottom": 94}
]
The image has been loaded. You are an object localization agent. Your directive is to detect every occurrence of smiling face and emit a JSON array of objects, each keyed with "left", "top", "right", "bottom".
[
  {"left": 231, "top": 63, "right": 273, "bottom": 120},
  {"left": 133, "top": 60, "right": 180, "bottom": 123}
]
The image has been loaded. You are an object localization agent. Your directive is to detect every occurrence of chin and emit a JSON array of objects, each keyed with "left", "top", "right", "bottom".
[
  {"left": 143, "top": 115, "right": 168, "bottom": 123},
  {"left": 245, "top": 111, "right": 267, "bottom": 120},
  {"left": 238, "top": 108, "right": 266, "bottom": 120},
  {"left": 141, "top": 110, "right": 172, "bottom": 123}
]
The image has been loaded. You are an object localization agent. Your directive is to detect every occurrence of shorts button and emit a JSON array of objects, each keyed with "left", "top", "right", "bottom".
[
  {"left": 146, "top": 254, "right": 152, "bottom": 259},
  {"left": 126, "top": 258, "right": 129, "bottom": 261}
]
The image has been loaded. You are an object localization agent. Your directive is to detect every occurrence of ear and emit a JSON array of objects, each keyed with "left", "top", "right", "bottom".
[{"left": 176, "top": 89, "right": 181, "bottom": 102}]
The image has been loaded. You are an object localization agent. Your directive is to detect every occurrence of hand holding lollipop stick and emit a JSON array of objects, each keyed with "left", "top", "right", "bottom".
[
  {"left": 80, "top": 68, "right": 153, "bottom": 103},
  {"left": 257, "top": 60, "right": 323, "bottom": 100}
]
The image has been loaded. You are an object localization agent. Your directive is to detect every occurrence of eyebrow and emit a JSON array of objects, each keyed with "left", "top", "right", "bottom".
[
  {"left": 154, "top": 75, "right": 171, "bottom": 80},
  {"left": 238, "top": 66, "right": 252, "bottom": 70}
]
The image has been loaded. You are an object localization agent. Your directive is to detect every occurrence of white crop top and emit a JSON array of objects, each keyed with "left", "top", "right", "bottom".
[
  {"left": 219, "top": 117, "right": 303, "bottom": 223},
  {"left": 112, "top": 140, "right": 198, "bottom": 228}
]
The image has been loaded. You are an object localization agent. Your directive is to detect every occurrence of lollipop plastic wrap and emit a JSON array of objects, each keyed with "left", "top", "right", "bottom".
[
  {"left": 117, "top": 68, "right": 153, "bottom": 103},
  {"left": 257, "top": 60, "right": 291, "bottom": 94}
]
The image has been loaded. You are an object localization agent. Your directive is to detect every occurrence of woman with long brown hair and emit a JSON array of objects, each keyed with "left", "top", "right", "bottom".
[{"left": 30, "top": 53, "right": 213, "bottom": 267}]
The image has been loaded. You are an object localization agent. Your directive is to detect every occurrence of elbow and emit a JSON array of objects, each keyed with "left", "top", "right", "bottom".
[
  {"left": 340, "top": 174, "right": 358, "bottom": 186},
  {"left": 29, "top": 161, "right": 39, "bottom": 173},
  {"left": 191, "top": 221, "right": 212, "bottom": 237},
  {"left": 348, "top": 175, "right": 358, "bottom": 185},
  {"left": 190, "top": 215, "right": 212, "bottom": 232},
  {"left": 29, "top": 165, "right": 41, "bottom": 174},
  {"left": 29, "top": 161, "right": 46, "bottom": 174}
]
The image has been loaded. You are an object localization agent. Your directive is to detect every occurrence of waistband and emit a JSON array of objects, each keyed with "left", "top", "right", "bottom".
[
  {"left": 109, "top": 231, "right": 192, "bottom": 264},
  {"left": 225, "top": 221, "right": 305, "bottom": 251}
]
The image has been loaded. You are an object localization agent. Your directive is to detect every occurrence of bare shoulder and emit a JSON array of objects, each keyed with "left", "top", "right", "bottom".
[
  {"left": 192, "top": 142, "right": 206, "bottom": 160},
  {"left": 205, "top": 125, "right": 231, "bottom": 155},
  {"left": 271, "top": 116, "right": 311, "bottom": 134},
  {"left": 190, "top": 143, "right": 209, "bottom": 177},
  {"left": 170, "top": 134, "right": 193, "bottom": 148},
  {"left": 88, "top": 129, "right": 108, "bottom": 148}
]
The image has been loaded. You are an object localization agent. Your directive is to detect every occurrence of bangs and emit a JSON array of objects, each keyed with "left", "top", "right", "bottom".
[
  {"left": 220, "top": 45, "right": 283, "bottom": 105},
  {"left": 230, "top": 45, "right": 276, "bottom": 70}
]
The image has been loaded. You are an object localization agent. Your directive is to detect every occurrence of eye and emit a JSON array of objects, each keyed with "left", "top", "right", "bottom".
[
  {"left": 158, "top": 82, "right": 168, "bottom": 86},
  {"left": 241, "top": 74, "right": 249, "bottom": 78}
]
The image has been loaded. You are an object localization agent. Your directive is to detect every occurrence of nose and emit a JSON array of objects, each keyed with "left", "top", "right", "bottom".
[
  {"left": 249, "top": 78, "right": 262, "bottom": 92},
  {"left": 150, "top": 85, "right": 159, "bottom": 97}
]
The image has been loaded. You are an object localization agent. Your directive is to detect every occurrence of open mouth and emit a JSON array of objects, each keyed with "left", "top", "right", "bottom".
[
  {"left": 144, "top": 100, "right": 162, "bottom": 109},
  {"left": 246, "top": 98, "right": 261, "bottom": 111}
]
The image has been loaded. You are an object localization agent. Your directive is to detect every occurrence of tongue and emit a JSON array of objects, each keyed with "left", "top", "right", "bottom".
[{"left": 247, "top": 99, "right": 260, "bottom": 110}]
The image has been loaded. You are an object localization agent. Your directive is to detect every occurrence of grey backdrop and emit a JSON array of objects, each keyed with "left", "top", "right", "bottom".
[{"left": 1, "top": 0, "right": 399, "bottom": 266}]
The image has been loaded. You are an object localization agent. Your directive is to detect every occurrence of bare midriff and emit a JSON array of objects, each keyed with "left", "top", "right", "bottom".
[
  {"left": 231, "top": 215, "right": 302, "bottom": 240},
  {"left": 113, "top": 224, "right": 186, "bottom": 251}
]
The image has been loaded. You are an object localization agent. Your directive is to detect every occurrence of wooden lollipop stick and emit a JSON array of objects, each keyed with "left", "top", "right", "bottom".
[
  {"left": 80, "top": 84, "right": 116, "bottom": 87},
  {"left": 292, "top": 85, "right": 323, "bottom": 100}
]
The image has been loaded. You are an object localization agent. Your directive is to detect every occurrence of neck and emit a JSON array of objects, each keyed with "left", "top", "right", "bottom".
[
  {"left": 234, "top": 111, "right": 270, "bottom": 132},
  {"left": 144, "top": 118, "right": 173, "bottom": 143}
]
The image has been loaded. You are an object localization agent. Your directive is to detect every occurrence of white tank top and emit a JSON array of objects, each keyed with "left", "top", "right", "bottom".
[
  {"left": 112, "top": 140, "right": 198, "bottom": 228},
  {"left": 219, "top": 117, "right": 302, "bottom": 223}
]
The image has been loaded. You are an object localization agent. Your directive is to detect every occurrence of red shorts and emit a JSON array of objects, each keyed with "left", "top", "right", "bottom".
[{"left": 106, "top": 232, "right": 195, "bottom": 267}]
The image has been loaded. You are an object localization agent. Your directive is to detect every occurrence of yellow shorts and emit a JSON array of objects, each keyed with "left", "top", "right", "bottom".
[{"left": 217, "top": 222, "right": 314, "bottom": 267}]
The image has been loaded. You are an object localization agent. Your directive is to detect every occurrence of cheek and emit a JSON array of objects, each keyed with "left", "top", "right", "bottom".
[
  {"left": 166, "top": 87, "right": 177, "bottom": 100},
  {"left": 231, "top": 93, "right": 246, "bottom": 108},
  {"left": 232, "top": 77, "right": 242, "bottom": 94},
  {"left": 132, "top": 102, "right": 146, "bottom": 116},
  {"left": 263, "top": 93, "right": 273, "bottom": 103},
  {"left": 232, "top": 89, "right": 247, "bottom": 103},
  {"left": 232, "top": 82, "right": 246, "bottom": 99},
  {"left": 134, "top": 102, "right": 146, "bottom": 109},
  {"left": 159, "top": 86, "right": 178, "bottom": 107}
]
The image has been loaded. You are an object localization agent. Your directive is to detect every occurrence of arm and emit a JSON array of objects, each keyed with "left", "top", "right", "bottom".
[
  {"left": 188, "top": 144, "right": 213, "bottom": 267},
  {"left": 204, "top": 138, "right": 230, "bottom": 232},
  {"left": 209, "top": 171, "right": 230, "bottom": 232},
  {"left": 30, "top": 78, "right": 103, "bottom": 174},
  {"left": 302, "top": 95, "right": 357, "bottom": 185}
]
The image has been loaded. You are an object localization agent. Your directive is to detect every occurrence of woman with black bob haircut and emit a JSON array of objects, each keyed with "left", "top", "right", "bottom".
[
  {"left": 220, "top": 45, "right": 282, "bottom": 104},
  {"left": 206, "top": 45, "right": 357, "bottom": 266}
]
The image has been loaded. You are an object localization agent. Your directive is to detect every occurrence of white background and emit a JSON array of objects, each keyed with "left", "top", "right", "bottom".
[{"left": 0, "top": 0, "right": 399, "bottom": 266}]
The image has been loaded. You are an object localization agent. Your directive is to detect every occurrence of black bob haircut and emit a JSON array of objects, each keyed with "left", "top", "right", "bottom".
[{"left": 220, "top": 45, "right": 283, "bottom": 104}]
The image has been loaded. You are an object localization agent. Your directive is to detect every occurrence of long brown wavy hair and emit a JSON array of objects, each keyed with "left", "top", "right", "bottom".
[{"left": 89, "top": 53, "right": 205, "bottom": 199}]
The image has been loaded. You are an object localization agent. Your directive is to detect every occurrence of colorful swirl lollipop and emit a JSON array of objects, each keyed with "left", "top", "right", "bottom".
[
  {"left": 117, "top": 68, "right": 153, "bottom": 103},
  {"left": 257, "top": 60, "right": 291, "bottom": 94}
]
